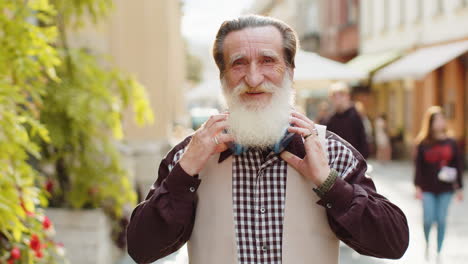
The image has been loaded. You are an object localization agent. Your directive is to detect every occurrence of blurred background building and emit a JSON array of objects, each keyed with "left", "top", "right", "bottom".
[
  {"left": 250, "top": 0, "right": 467, "bottom": 161},
  {"left": 357, "top": 0, "right": 468, "bottom": 159}
]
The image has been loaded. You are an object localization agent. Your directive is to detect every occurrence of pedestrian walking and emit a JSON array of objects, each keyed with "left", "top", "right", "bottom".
[
  {"left": 414, "top": 106, "right": 464, "bottom": 262},
  {"left": 375, "top": 113, "right": 391, "bottom": 162},
  {"left": 126, "top": 15, "right": 408, "bottom": 264},
  {"left": 326, "top": 82, "right": 369, "bottom": 159}
]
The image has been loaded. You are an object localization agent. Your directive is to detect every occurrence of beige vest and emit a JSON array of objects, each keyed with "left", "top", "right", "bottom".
[{"left": 187, "top": 125, "right": 339, "bottom": 264}]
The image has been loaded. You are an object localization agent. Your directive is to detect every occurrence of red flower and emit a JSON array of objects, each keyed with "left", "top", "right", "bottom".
[
  {"left": 10, "top": 247, "right": 21, "bottom": 259},
  {"left": 35, "top": 250, "right": 43, "bottom": 259},
  {"left": 29, "top": 234, "right": 41, "bottom": 251},
  {"left": 42, "top": 216, "right": 52, "bottom": 229},
  {"left": 7, "top": 259, "right": 14, "bottom": 264},
  {"left": 45, "top": 179, "right": 54, "bottom": 193}
]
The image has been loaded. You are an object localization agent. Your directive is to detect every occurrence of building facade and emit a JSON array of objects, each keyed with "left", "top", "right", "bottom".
[
  {"left": 248, "top": 0, "right": 321, "bottom": 52},
  {"left": 318, "top": 0, "right": 359, "bottom": 62},
  {"left": 359, "top": 0, "right": 468, "bottom": 158}
]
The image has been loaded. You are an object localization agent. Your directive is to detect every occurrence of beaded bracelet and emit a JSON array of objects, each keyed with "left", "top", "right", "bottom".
[{"left": 313, "top": 169, "right": 338, "bottom": 198}]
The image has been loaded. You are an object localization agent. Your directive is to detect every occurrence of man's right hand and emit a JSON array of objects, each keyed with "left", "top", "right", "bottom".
[{"left": 179, "top": 114, "right": 235, "bottom": 176}]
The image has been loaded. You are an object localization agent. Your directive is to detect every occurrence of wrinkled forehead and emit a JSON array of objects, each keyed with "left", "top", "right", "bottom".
[{"left": 222, "top": 26, "right": 284, "bottom": 61}]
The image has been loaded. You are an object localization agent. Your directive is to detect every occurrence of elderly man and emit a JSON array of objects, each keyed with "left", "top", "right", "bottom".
[{"left": 126, "top": 15, "right": 408, "bottom": 264}]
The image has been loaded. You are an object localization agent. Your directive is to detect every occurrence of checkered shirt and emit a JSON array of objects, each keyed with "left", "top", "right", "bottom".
[{"left": 170, "top": 135, "right": 358, "bottom": 264}]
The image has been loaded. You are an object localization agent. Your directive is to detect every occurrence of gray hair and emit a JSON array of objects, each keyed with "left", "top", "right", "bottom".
[
  {"left": 213, "top": 15, "right": 299, "bottom": 78},
  {"left": 329, "top": 81, "right": 351, "bottom": 96}
]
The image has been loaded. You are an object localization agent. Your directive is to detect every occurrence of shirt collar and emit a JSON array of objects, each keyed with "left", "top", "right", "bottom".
[{"left": 218, "top": 132, "right": 306, "bottom": 163}]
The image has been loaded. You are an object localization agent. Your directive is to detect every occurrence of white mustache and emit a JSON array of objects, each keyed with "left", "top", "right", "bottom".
[{"left": 232, "top": 82, "right": 276, "bottom": 96}]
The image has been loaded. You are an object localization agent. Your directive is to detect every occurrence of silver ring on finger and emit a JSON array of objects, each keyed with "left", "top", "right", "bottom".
[
  {"left": 213, "top": 136, "right": 220, "bottom": 145},
  {"left": 312, "top": 127, "right": 318, "bottom": 136}
]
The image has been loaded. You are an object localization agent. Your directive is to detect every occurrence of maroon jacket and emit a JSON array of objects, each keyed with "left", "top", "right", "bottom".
[
  {"left": 326, "top": 106, "right": 370, "bottom": 159},
  {"left": 126, "top": 132, "right": 409, "bottom": 263}
]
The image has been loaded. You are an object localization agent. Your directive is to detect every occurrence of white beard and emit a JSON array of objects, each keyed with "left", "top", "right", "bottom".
[{"left": 222, "top": 74, "right": 295, "bottom": 149}]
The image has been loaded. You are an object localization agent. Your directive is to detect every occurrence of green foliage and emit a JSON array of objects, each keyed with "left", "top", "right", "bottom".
[
  {"left": 40, "top": 0, "right": 153, "bottom": 235},
  {"left": 51, "top": 0, "right": 113, "bottom": 28},
  {"left": 0, "top": 0, "right": 66, "bottom": 263},
  {"left": 0, "top": 0, "right": 153, "bottom": 262},
  {"left": 40, "top": 48, "right": 152, "bottom": 216}
]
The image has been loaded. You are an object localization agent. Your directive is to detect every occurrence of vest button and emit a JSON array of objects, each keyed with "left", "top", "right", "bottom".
[
  {"left": 260, "top": 207, "right": 266, "bottom": 214},
  {"left": 189, "top": 187, "right": 196, "bottom": 192},
  {"left": 326, "top": 203, "right": 332, "bottom": 209}
]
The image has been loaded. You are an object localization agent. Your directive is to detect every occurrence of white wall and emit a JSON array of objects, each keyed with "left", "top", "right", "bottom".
[{"left": 360, "top": 0, "right": 468, "bottom": 53}]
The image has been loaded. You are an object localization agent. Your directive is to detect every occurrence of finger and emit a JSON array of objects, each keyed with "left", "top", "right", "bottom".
[
  {"left": 304, "top": 137, "right": 328, "bottom": 161},
  {"left": 214, "top": 143, "right": 229, "bottom": 153},
  {"left": 291, "top": 111, "right": 315, "bottom": 127},
  {"left": 216, "top": 133, "right": 235, "bottom": 144},
  {"left": 213, "top": 133, "right": 235, "bottom": 153},
  {"left": 289, "top": 116, "right": 311, "bottom": 130},
  {"left": 209, "top": 120, "right": 229, "bottom": 135},
  {"left": 287, "top": 126, "right": 314, "bottom": 137},
  {"left": 205, "top": 114, "right": 229, "bottom": 128},
  {"left": 280, "top": 151, "right": 304, "bottom": 173}
]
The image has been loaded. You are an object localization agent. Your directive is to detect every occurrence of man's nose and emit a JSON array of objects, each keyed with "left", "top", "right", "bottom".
[{"left": 244, "top": 64, "right": 264, "bottom": 88}]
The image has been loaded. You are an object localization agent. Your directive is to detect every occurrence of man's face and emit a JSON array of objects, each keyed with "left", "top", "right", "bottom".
[
  {"left": 222, "top": 26, "right": 289, "bottom": 109},
  {"left": 330, "top": 91, "right": 349, "bottom": 110}
]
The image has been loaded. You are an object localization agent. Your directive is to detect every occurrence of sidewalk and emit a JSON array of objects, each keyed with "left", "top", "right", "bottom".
[
  {"left": 119, "top": 160, "right": 468, "bottom": 264},
  {"left": 340, "top": 161, "right": 468, "bottom": 264}
]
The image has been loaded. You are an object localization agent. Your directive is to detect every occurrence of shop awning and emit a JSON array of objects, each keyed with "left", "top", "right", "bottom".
[
  {"left": 294, "top": 50, "right": 367, "bottom": 81},
  {"left": 373, "top": 41, "right": 468, "bottom": 82},
  {"left": 347, "top": 50, "right": 402, "bottom": 74}
]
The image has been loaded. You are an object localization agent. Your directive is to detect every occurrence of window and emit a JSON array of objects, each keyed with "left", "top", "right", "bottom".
[
  {"left": 383, "top": 0, "right": 389, "bottom": 31},
  {"left": 366, "top": 0, "right": 373, "bottom": 36},
  {"left": 416, "top": 0, "right": 423, "bottom": 22},
  {"left": 347, "top": 0, "right": 358, "bottom": 24},
  {"left": 399, "top": 0, "right": 405, "bottom": 26},
  {"left": 436, "top": 0, "right": 443, "bottom": 15}
]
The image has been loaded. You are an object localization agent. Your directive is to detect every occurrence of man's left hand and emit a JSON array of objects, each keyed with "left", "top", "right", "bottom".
[{"left": 280, "top": 111, "right": 330, "bottom": 187}]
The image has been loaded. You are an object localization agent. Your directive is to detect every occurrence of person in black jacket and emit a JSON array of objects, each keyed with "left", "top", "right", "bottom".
[{"left": 326, "top": 82, "right": 369, "bottom": 159}]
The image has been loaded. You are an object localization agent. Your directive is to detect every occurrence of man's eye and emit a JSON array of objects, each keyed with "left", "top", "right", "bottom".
[
  {"left": 233, "top": 59, "right": 246, "bottom": 66},
  {"left": 263, "top": 57, "right": 274, "bottom": 63}
]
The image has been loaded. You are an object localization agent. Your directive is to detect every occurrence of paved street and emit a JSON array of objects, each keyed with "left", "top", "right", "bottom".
[{"left": 119, "top": 161, "right": 468, "bottom": 264}]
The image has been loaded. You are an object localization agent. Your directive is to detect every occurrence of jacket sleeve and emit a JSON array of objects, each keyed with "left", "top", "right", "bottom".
[
  {"left": 126, "top": 137, "right": 200, "bottom": 264},
  {"left": 414, "top": 144, "right": 424, "bottom": 187},
  {"left": 320, "top": 134, "right": 409, "bottom": 259},
  {"left": 451, "top": 140, "right": 464, "bottom": 190},
  {"left": 355, "top": 114, "right": 370, "bottom": 159}
]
